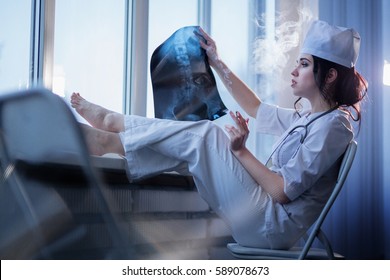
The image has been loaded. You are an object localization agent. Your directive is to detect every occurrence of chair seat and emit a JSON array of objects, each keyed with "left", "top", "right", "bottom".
[{"left": 227, "top": 243, "right": 345, "bottom": 260}]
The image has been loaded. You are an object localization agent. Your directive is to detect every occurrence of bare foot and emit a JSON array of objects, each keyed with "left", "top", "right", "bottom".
[
  {"left": 70, "top": 92, "right": 124, "bottom": 132},
  {"left": 70, "top": 92, "right": 91, "bottom": 116}
]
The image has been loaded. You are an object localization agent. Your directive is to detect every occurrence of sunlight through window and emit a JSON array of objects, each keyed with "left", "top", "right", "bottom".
[{"left": 383, "top": 60, "right": 390, "bottom": 86}]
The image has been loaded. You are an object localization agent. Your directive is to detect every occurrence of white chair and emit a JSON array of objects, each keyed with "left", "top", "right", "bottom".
[{"left": 227, "top": 140, "right": 357, "bottom": 260}]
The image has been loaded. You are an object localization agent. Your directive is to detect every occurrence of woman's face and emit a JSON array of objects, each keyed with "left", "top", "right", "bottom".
[{"left": 290, "top": 54, "right": 320, "bottom": 99}]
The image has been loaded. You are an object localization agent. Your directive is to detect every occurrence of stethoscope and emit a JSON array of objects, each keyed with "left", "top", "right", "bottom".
[{"left": 265, "top": 106, "right": 338, "bottom": 167}]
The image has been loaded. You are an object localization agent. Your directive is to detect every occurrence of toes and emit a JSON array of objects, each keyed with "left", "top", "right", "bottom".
[
  {"left": 70, "top": 92, "right": 88, "bottom": 111},
  {"left": 70, "top": 92, "right": 83, "bottom": 105},
  {"left": 70, "top": 93, "right": 80, "bottom": 107}
]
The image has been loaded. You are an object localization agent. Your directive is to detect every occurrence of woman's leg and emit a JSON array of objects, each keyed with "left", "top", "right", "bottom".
[
  {"left": 81, "top": 123, "right": 125, "bottom": 156},
  {"left": 77, "top": 97, "right": 270, "bottom": 246},
  {"left": 120, "top": 115, "right": 269, "bottom": 242},
  {"left": 73, "top": 93, "right": 188, "bottom": 176},
  {"left": 71, "top": 92, "right": 124, "bottom": 132}
]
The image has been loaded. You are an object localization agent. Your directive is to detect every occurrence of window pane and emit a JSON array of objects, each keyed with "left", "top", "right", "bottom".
[
  {"left": 211, "top": 0, "right": 272, "bottom": 161},
  {"left": 0, "top": 0, "right": 31, "bottom": 94},
  {"left": 147, "top": 0, "right": 198, "bottom": 117},
  {"left": 211, "top": 0, "right": 250, "bottom": 112},
  {"left": 53, "top": 0, "right": 125, "bottom": 120}
]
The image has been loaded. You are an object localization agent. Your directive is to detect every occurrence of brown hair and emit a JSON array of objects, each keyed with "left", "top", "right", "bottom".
[{"left": 294, "top": 55, "right": 368, "bottom": 123}]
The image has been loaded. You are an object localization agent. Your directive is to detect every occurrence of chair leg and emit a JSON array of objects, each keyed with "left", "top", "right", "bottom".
[{"left": 316, "top": 230, "right": 336, "bottom": 259}]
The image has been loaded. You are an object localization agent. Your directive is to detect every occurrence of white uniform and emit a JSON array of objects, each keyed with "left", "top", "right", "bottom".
[{"left": 119, "top": 102, "right": 353, "bottom": 249}]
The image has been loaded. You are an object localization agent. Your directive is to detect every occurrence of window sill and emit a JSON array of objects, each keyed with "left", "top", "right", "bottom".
[{"left": 11, "top": 152, "right": 194, "bottom": 189}]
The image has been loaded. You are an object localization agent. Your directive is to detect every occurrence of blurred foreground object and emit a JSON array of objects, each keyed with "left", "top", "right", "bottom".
[{"left": 0, "top": 88, "right": 132, "bottom": 259}]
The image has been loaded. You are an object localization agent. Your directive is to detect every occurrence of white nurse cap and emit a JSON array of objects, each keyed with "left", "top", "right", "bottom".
[{"left": 301, "top": 20, "right": 360, "bottom": 68}]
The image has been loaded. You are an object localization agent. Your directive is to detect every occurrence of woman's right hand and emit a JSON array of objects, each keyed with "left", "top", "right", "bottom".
[
  {"left": 224, "top": 111, "right": 250, "bottom": 153},
  {"left": 196, "top": 27, "right": 220, "bottom": 68}
]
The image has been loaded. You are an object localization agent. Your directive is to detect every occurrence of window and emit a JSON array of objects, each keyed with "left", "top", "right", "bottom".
[
  {"left": 0, "top": 0, "right": 31, "bottom": 93},
  {"left": 146, "top": 0, "right": 251, "bottom": 121},
  {"left": 147, "top": 0, "right": 198, "bottom": 118},
  {"left": 210, "top": 0, "right": 250, "bottom": 111},
  {"left": 53, "top": 0, "right": 126, "bottom": 121}
]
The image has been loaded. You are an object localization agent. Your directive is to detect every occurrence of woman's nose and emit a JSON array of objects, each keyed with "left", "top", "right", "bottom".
[{"left": 291, "top": 67, "right": 298, "bottom": 77}]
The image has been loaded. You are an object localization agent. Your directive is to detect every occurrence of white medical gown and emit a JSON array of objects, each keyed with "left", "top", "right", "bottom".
[
  {"left": 119, "top": 102, "right": 353, "bottom": 249},
  {"left": 255, "top": 103, "right": 353, "bottom": 247}
]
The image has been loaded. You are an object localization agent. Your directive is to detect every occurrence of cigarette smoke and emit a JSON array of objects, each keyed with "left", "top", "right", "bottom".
[{"left": 251, "top": 8, "right": 313, "bottom": 97}]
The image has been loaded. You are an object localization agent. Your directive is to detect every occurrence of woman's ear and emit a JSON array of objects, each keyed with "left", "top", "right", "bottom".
[{"left": 326, "top": 68, "right": 338, "bottom": 84}]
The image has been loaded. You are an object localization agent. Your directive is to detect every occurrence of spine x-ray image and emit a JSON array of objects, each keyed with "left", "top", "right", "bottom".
[{"left": 150, "top": 26, "right": 228, "bottom": 121}]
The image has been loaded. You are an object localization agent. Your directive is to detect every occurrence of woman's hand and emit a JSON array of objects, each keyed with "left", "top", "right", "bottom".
[
  {"left": 195, "top": 27, "right": 220, "bottom": 68},
  {"left": 224, "top": 111, "right": 250, "bottom": 153},
  {"left": 195, "top": 27, "right": 261, "bottom": 119}
]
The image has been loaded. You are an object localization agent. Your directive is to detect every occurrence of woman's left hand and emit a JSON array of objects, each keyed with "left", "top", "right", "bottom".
[{"left": 225, "top": 111, "right": 250, "bottom": 153}]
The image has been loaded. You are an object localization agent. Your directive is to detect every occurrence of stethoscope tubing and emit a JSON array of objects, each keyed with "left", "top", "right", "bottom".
[{"left": 265, "top": 106, "right": 338, "bottom": 167}]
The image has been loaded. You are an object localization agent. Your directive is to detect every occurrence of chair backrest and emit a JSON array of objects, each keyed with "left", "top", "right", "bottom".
[
  {"left": 0, "top": 88, "right": 130, "bottom": 259},
  {"left": 299, "top": 140, "right": 357, "bottom": 259},
  {"left": 0, "top": 89, "right": 87, "bottom": 165}
]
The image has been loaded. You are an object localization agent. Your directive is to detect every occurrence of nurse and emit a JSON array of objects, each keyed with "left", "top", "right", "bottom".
[{"left": 71, "top": 20, "right": 367, "bottom": 249}]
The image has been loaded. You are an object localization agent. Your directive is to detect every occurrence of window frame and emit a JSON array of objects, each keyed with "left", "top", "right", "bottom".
[
  {"left": 30, "top": 0, "right": 55, "bottom": 89},
  {"left": 32, "top": 0, "right": 213, "bottom": 116}
]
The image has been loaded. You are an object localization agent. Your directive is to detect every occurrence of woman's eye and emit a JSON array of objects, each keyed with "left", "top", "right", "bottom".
[{"left": 295, "top": 60, "right": 309, "bottom": 68}]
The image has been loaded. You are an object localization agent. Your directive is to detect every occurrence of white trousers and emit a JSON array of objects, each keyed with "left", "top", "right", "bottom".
[{"left": 119, "top": 115, "right": 281, "bottom": 248}]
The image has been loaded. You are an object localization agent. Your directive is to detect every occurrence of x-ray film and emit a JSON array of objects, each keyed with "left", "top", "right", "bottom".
[{"left": 150, "top": 26, "right": 227, "bottom": 121}]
